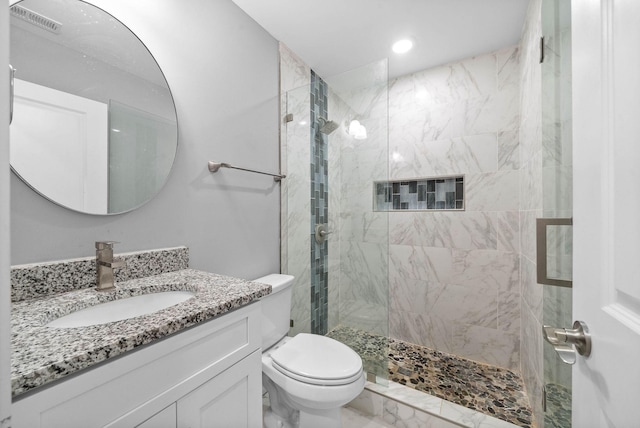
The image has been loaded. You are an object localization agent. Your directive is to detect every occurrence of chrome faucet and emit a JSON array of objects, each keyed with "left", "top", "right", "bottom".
[{"left": 95, "top": 241, "right": 125, "bottom": 291}]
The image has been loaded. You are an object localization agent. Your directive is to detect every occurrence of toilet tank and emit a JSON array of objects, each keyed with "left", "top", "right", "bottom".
[{"left": 254, "top": 274, "right": 295, "bottom": 350}]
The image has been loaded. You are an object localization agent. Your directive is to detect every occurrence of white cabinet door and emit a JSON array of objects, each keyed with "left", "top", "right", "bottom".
[
  {"left": 177, "top": 351, "right": 262, "bottom": 428},
  {"left": 136, "top": 403, "right": 176, "bottom": 428}
]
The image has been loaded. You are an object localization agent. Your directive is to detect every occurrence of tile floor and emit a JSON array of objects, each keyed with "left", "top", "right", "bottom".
[{"left": 328, "top": 326, "right": 533, "bottom": 428}]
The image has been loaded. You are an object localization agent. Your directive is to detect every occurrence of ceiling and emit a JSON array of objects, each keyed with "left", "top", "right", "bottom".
[{"left": 232, "top": 0, "right": 530, "bottom": 80}]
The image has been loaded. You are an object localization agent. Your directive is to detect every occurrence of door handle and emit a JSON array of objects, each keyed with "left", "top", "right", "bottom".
[{"left": 543, "top": 320, "right": 591, "bottom": 365}]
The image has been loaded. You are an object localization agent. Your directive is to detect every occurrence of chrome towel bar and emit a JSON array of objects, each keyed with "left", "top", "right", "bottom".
[{"left": 208, "top": 161, "right": 286, "bottom": 182}]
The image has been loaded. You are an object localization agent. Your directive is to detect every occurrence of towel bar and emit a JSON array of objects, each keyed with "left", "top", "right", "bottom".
[{"left": 208, "top": 161, "right": 286, "bottom": 182}]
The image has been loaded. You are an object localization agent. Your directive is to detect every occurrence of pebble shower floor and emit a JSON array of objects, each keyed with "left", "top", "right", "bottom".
[{"left": 327, "top": 326, "right": 534, "bottom": 427}]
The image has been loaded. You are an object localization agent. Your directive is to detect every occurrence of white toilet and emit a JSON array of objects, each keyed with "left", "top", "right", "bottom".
[{"left": 255, "top": 274, "right": 365, "bottom": 428}]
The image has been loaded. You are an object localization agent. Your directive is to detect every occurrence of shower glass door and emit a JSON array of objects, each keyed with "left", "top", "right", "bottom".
[
  {"left": 541, "top": 0, "right": 572, "bottom": 426},
  {"left": 325, "top": 59, "right": 390, "bottom": 383},
  {"left": 281, "top": 59, "right": 390, "bottom": 384}
]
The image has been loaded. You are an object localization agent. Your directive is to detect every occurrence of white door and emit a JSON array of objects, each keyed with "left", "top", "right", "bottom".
[
  {"left": 10, "top": 79, "right": 108, "bottom": 213},
  {"left": 572, "top": 0, "right": 640, "bottom": 427}
]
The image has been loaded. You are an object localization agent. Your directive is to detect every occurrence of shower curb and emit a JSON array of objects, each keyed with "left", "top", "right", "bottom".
[{"left": 346, "top": 380, "right": 524, "bottom": 428}]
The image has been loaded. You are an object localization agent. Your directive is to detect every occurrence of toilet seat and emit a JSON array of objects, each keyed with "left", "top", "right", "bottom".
[{"left": 270, "top": 333, "right": 363, "bottom": 386}]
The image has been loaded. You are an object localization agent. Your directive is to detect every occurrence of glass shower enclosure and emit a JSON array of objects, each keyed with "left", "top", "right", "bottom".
[
  {"left": 280, "top": 59, "right": 390, "bottom": 383},
  {"left": 541, "top": 0, "right": 573, "bottom": 426}
]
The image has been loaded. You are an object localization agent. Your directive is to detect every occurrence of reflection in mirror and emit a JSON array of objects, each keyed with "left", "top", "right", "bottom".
[{"left": 9, "top": 0, "right": 178, "bottom": 215}]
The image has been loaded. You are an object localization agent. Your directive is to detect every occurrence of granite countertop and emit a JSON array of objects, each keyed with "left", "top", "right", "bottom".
[{"left": 11, "top": 268, "right": 271, "bottom": 397}]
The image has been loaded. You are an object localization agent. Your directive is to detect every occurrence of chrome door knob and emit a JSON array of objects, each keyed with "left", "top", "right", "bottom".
[{"left": 543, "top": 320, "right": 591, "bottom": 365}]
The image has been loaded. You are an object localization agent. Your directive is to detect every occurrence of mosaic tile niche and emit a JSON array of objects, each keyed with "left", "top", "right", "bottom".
[{"left": 375, "top": 176, "right": 464, "bottom": 211}]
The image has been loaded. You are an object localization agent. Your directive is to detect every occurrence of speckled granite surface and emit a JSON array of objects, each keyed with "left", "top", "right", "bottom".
[
  {"left": 12, "top": 264, "right": 270, "bottom": 397},
  {"left": 11, "top": 246, "right": 190, "bottom": 302}
]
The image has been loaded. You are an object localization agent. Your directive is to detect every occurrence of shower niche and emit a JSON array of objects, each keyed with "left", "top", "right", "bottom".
[{"left": 374, "top": 176, "right": 464, "bottom": 211}]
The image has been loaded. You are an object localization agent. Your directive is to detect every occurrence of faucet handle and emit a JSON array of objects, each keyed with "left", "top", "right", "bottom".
[
  {"left": 95, "top": 241, "right": 119, "bottom": 250},
  {"left": 110, "top": 258, "right": 125, "bottom": 269}
]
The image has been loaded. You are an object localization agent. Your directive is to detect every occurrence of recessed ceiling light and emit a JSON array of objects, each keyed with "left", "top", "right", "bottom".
[{"left": 392, "top": 39, "right": 413, "bottom": 54}]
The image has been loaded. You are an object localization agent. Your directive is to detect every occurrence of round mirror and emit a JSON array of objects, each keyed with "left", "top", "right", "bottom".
[{"left": 9, "top": 0, "right": 178, "bottom": 215}]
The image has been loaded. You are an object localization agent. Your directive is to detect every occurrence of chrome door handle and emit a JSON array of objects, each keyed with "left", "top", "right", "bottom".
[{"left": 543, "top": 320, "right": 591, "bottom": 365}]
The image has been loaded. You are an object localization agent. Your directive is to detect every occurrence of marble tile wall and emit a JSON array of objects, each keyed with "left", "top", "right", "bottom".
[
  {"left": 388, "top": 46, "right": 522, "bottom": 371},
  {"left": 326, "top": 88, "right": 347, "bottom": 333},
  {"left": 279, "top": 44, "right": 311, "bottom": 336},
  {"left": 517, "top": 0, "right": 545, "bottom": 425}
]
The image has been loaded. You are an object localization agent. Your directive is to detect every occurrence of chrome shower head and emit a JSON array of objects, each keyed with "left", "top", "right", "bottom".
[{"left": 318, "top": 117, "right": 339, "bottom": 135}]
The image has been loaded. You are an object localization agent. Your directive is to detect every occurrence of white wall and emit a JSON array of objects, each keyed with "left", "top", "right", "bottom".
[
  {"left": 10, "top": 0, "right": 281, "bottom": 281},
  {"left": 1, "top": 3, "right": 12, "bottom": 424}
]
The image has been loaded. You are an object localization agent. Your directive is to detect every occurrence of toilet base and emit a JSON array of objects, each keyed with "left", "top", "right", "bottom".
[
  {"left": 263, "top": 401, "right": 342, "bottom": 428},
  {"left": 299, "top": 407, "right": 342, "bottom": 428},
  {"left": 263, "top": 407, "right": 299, "bottom": 428}
]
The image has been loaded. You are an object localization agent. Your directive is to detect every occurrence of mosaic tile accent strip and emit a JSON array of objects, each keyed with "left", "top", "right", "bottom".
[
  {"left": 11, "top": 247, "right": 189, "bottom": 302},
  {"left": 375, "top": 176, "right": 464, "bottom": 211},
  {"left": 310, "top": 70, "right": 329, "bottom": 335},
  {"left": 327, "top": 326, "right": 532, "bottom": 428}
]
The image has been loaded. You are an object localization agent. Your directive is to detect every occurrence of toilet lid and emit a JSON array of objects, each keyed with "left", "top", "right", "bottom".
[{"left": 270, "top": 333, "right": 363, "bottom": 386}]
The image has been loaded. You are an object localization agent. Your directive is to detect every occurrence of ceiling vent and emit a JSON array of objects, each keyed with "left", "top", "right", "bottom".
[{"left": 10, "top": 4, "right": 62, "bottom": 35}]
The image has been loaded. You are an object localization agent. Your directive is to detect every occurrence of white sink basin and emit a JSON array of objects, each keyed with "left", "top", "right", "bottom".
[{"left": 47, "top": 291, "right": 196, "bottom": 328}]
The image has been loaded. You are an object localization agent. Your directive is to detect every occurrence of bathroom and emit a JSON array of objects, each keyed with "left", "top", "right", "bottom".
[{"left": 0, "top": 0, "right": 638, "bottom": 427}]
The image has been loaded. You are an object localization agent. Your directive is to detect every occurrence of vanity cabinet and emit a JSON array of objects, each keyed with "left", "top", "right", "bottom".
[
  {"left": 176, "top": 350, "right": 261, "bottom": 428},
  {"left": 131, "top": 351, "right": 261, "bottom": 428},
  {"left": 12, "top": 302, "right": 262, "bottom": 428},
  {"left": 136, "top": 404, "right": 176, "bottom": 428}
]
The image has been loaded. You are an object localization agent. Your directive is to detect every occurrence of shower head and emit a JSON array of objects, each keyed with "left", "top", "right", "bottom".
[{"left": 318, "top": 117, "right": 339, "bottom": 135}]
